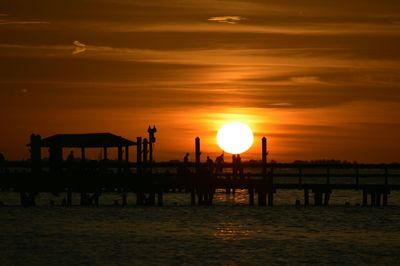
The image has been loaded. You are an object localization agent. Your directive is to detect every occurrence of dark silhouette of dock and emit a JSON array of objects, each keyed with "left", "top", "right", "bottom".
[{"left": 0, "top": 130, "right": 399, "bottom": 207}]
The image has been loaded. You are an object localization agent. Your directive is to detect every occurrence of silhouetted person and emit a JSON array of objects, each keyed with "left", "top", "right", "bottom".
[
  {"left": 66, "top": 151, "right": 75, "bottom": 173},
  {"left": 181, "top": 152, "right": 191, "bottom": 176},
  {"left": 215, "top": 152, "right": 224, "bottom": 175},
  {"left": 183, "top": 153, "right": 189, "bottom": 164},
  {"left": 67, "top": 151, "right": 75, "bottom": 162},
  {"left": 206, "top": 156, "right": 214, "bottom": 175},
  {"left": 232, "top": 155, "right": 237, "bottom": 178},
  {"left": 237, "top": 154, "right": 244, "bottom": 179}
]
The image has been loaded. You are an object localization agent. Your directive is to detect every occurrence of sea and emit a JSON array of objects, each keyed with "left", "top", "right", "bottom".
[{"left": 1, "top": 190, "right": 400, "bottom": 265}]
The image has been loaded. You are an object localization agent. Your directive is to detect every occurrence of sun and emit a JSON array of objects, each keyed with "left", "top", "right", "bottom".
[{"left": 216, "top": 122, "right": 254, "bottom": 154}]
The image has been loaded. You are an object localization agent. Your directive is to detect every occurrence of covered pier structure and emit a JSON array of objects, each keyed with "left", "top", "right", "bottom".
[{"left": 29, "top": 133, "right": 137, "bottom": 175}]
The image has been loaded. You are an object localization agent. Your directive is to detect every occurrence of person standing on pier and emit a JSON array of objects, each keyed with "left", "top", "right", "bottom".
[
  {"left": 183, "top": 153, "right": 189, "bottom": 165},
  {"left": 237, "top": 154, "right": 244, "bottom": 179},
  {"left": 232, "top": 155, "right": 237, "bottom": 178},
  {"left": 206, "top": 156, "right": 214, "bottom": 175},
  {"left": 67, "top": 151, "right": 75, "bottom": 162},
  {"left": 215, "top": 152, "right": 224, "bottom": 176}
]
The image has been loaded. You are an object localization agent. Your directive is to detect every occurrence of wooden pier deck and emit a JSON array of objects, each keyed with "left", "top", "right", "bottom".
[{"left": 1, "top": 161, "right": 399, "bottom": 207}]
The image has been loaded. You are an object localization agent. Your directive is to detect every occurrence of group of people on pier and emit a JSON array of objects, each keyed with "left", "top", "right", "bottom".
[{"left": 183, "top": 152, "right": 245, "bottom": 179}]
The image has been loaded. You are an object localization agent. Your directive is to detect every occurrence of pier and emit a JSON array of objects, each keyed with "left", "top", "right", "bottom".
[{"left": 0, "top": 133, "right": 399, "bottom": 207}]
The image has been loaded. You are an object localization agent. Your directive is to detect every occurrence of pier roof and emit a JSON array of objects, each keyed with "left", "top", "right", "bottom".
[{"left": 40, "top": 133, "right": 136, "bottom": 148}]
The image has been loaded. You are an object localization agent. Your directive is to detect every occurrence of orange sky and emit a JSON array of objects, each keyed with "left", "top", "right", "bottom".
[{"left": 1, "top": 0, "right": 400, "bottom": 162}]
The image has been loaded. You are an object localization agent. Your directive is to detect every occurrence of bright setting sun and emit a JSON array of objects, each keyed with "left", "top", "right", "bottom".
[{"left": 216, "top": 122, "right": 254, "bottom": 154}]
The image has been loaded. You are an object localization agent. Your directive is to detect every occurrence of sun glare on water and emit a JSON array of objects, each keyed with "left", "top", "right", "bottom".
[{"left": 217, "top": 122, "right": 254, "bottom": 154}]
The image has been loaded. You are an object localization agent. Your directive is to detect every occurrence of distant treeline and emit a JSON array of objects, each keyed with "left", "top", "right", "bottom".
[{"left": 243, "top": 159, "right": 356, "bottom": 165}]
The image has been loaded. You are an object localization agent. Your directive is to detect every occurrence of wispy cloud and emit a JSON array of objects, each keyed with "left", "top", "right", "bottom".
[
  {"left": 72, "top": 40, "right": 86, "bottom": 55},
  {"left": 208, "top": 16, "right": 245, "bottom": 24},
  {"left": 290, "top": 76, "right": 322, "bottom": 84},
  {"left": 0, "top": 19, "right": 49, "bottom": 25}
]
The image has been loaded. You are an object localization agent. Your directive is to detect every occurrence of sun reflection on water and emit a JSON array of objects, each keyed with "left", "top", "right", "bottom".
[{"left": 214, "top": 221, "right": 252, "bottom": 241}]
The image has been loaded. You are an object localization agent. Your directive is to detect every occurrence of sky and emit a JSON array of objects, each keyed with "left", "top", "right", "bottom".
[{"left": 1, "top": 0, "right": 400, "bottom": 162}]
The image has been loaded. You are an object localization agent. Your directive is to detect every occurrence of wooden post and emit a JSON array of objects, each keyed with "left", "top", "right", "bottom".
[
  {"left": 268, "top": 193, "right": 274, "bottom": 206},
  {"left": 157, "top": 192, "right": 163, "bottom": 206},
  {"left": 371, "top": 192, "right": 376, "bottom": 207},
  {"left": 195, "top": 137, "right": 200, "bottom": 172},
  {"left": 384, "top": 167, "right": 388, "bottom": 185},
  {"left": 136, "top": 137, "right": 142, "bottom": 176},
  {"left": 103, "top": 147, "right": 108, "bottom": 161},
  {"left": 149, "top": 141, "right": 153, "bottom": 164},
  {"left": 67, "top": 189, "right": 72, "bottom": 206},
  {"left": 149, "top": 192, "right": 156, "bottom": 205},
  {"left": 191, "top": 190, "right": 196, "bottom": 206},
  {"left": 376, "top": 193, "right": 381, "bottom": 206},
  {"left": 125, "top": 145, "right": 129, "bottom": 163},
  {"left": 314, "top": 191, "right": 322, "bottom": 206},
  {"left": 298, "top": 168, "right": 302, "bottom": 185},
  {"left": 81, "top": 147, "right": 85, "bottom": 162},
  {"left": 262, "top": 137, "right": 267, "bottom": 180},
  {"left": 259, "top": 192, "right": 267, "bottom": 206},
  {"left": 355, "top": 167, "right": 359, "bottom": 186},
  {"left": 80, "top": 192, "right": 85, "bottom": 206},
  {"left": 136, "top": 192, "right": 144, "bottom": 206},
  {"left": 118, "top": 145, "right": 123, "bottom": 174},
  {"left": 324, "top": 192, "right": 331, "bottom": 206},
  {"left": 232, "top": 155, "right": 237, "bottom": 179},
  {"left": 122, "top": 193, "right": 127, "bottom": 206},
  {"left": 94, "top": 192, "right": 99, "bottom": 206},
  {"left": 362, "top": 190, "right": 368, "bottom": 206},
  {"left": 143, "top": 138, "right": 149, "bottom": 173},
  {"left": 383, "top": 193, "right": 388, "bottom": 206},
  {"left": 304, "top": 188, "right": 309, "bottom": 206},
  {"left": 125, "top": 145, "right": 129, "bottom": 173},
  {"left": 49, "top": 145, "right": 62, "bottom": 175},
  {"left": 326, "top": 168, "right": 330, "bottom": 184},
  {"left": 249, "top": 188, "right": 254, "bottom": 206},
  {"left": 20, "top": 192, "right": 25, "bottom": 206},
  {"left": 197, "top": 191, "right": 202, "bottom": 205}
]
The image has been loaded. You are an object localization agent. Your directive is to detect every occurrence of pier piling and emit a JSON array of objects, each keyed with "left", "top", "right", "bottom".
[
  {"left": 304, "top": 189, "right": 309, "bottom": 206},
  {"left": 249, "top": 188, "right": 254, "bottom": 206}
]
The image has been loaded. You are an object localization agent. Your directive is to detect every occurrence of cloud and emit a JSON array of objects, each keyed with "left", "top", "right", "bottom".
[
  {"left": 0, "top": 20, "right": 49, "bottom": 25},
  {"left": 290, "top": 76, "right": 322, "bottom": 84},
  {"left": 269, "top": 103, "right": 293, "bottom": 107},
  {"left": 207, "top": 16, "right": 245, "bottom": 24},
  {"left": 72, "top": 40, "right": 87, "bottom": 55}
]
